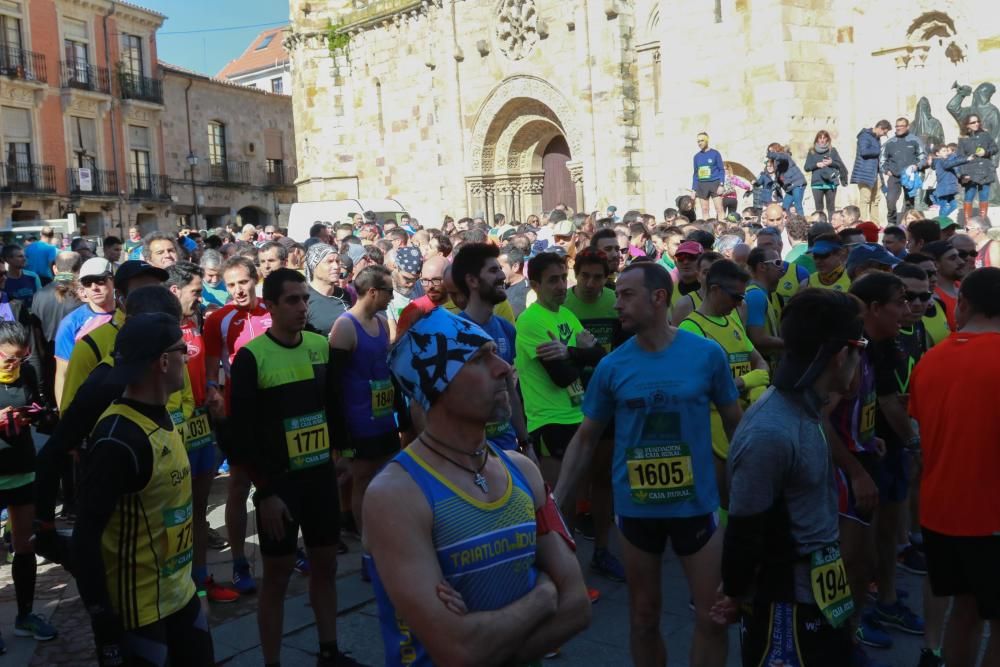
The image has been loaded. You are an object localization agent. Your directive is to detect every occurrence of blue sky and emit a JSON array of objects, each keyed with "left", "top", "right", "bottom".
[{"left": 141, "top": 0, "right": 289, "bottom": 76}]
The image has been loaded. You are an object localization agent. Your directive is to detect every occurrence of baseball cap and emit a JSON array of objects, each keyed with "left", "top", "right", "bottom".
[
  {"left": 552, "top": 220, "right": 574, "bottom": 237},
  {"left": 846, "top": 243, "right": 901, "bottom": 273},
  {"left": 79, "top": 257, "right": 113, "bottom": 280},
  {"left": 345, "top": 242, "right": 366, "bottom": 265},
  {"left": 389, "top": 308, "right": 492, "bottom": 411},
  {"left": 107, "top": 313, "right": 184, "bottom": 385},
  {"left": 675, "top": 240, "right": 704, "bottom": 257},
  {"left": 808, "top": 239, "right": 843, "bottom": 255},
  {"left": 937, "top": 215, "right": 958, "bottom": 230},
  {"left": 856, "top": 221, "right": 881, "bottom": 243},
  {"left": 113, "top": 260, "right": 168, "bottom": 291},
  {"left": 395, "top": 246, "right": 423, "bottom": 274}
]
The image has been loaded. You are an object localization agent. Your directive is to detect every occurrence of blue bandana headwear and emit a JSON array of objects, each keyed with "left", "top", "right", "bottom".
[{"left": 389, "top": 308, "right": 492, "bottom": 411}]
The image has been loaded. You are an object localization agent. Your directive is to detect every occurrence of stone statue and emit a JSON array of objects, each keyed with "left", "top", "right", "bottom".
[
  {"left": 948, "top": 82, "right": 1000, "bottom": 204},
  {"left": 911, "top": 97, "right": 944, "bottom": 150}
]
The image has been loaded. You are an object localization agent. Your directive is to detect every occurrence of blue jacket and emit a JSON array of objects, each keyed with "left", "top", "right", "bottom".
[
  {"left": 751, "top": 171, "right": 782, "bottom": 209},
  {"left": 931, "top": 154, "right": 967, "bottom": 197},
  {"left": 692, "top": 149, "right": 725, "bottom": 189},
  {"left": 850, "top": 128, "right": 882, "bottom": 187},
  {"left": 767, "top": 151, "right": 807, "bottom": 190}
]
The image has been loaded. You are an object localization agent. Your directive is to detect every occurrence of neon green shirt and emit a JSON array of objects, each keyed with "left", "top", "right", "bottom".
[{"left": 514, "top": 303, "right": 585, "bottom": 431}]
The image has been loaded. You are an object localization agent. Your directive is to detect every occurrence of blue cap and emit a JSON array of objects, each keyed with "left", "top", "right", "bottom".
[
  {"left": 808, "top": 239, "right": 843, "bottom": 255},
  {"left": 389, "top": 308, "right": 492, "bottom": 411},
  {"left": 846, "top": 243, "right": 902, "bottom": 273}
]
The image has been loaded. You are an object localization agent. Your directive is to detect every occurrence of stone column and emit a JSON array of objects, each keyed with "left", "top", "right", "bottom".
[{"left": 567, "top": 160, "right": 585, "bottom": 212}]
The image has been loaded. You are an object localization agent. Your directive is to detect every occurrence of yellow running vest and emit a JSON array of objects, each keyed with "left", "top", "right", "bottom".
[
  {"left": 808, "top": 267, "right": 851, "bottom": 292},
  {"left": 746, "top": 284, "right": 780, "bottom": 374},
  {"left": 99, "top": 403, "right": 195, "bottom": 630},
  {"left": 770, "top": 262, "right": 801, "bottom": 318},
  {"left": 681, "top": 312, "right": 755, "bottom": 459},
  {"left": 923, "top": 298, "right": 951, "bottom": 348}
]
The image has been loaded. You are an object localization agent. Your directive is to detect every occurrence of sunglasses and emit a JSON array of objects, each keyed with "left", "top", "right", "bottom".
[
  {"left": 956, "top": 250, "right": 976, "bottom": 260},
  {"left": 716, "top": 285, "right": 745, "bottom": 302},
  {"left": 761, "top": 259, "right": 783, "bottom": 268},
  {"left": 163, "top": 342, "right": 188, "bottom": 356},
  {"left": 0, "top": 348, "right": 30, "bottom": 364},
  {"left": 81, "top": 276, "right": 110, "bottom": 287},
  {"left": 812, "top": 252, "right": 833, "bottom": 260},
  {"left": 904, "top": 291, "right": 933, "bottom": 302}
]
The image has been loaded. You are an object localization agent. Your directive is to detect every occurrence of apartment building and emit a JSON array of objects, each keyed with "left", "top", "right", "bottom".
[
  {"left": 0, "top": 0, "right": 172, "bottom": 237},
  {"left": 160, "top": 62, "right": 297, "bottom": 230},
  {"left": 216, "top": 25, "right": 290, "bottom": 95}
]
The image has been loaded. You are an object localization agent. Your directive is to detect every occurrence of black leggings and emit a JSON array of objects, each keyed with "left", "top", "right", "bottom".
[
  {"left": 812, "top": 188, "right": 838, "bottom": 220},
  {"left": 118, "top": 595, "right": 214, "bottom": 666}
]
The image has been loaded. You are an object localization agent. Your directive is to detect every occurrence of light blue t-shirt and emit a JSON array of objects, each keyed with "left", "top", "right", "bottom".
[
  {"left": 460, "top": 310, "right": 518, "bottom": 451},
  {"left": 583, "top": 330, "right": 739, "bottom": 518},
  {"left": 24, "top": 242, "right": 57, "bottom": 279}
]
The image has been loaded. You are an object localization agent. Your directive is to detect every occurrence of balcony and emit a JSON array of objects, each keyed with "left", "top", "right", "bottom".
[
  {"left": 1, "top": 163, "right": 56, "bottom": 194},
  {"left": 0, "top": 45, "right": 46, "bottom": 83},
  {"left": 118, "top": 70, "right": 163, "bottom": 104},
  {"left": 127, "top": 172, "right": 170, "bottom": 200},
  {"left": 263, "top": 163, "right": 297, "bottom": 188},
  {"left": 67, "top": 168, "right": 118, "bottom": 196},
  {"left": 60, "top": 60, "right": 111, "bottom": 94},
  {"left": 208, "top": 161, "right": 250, "bottom": 185}
]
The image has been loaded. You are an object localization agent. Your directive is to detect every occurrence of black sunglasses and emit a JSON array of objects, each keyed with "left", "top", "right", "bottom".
[
  {"left": 956, "top": 250, "right": 976, "bottom": 260},
  {"left": 716, "top": 286, "right": 746, "bottom": 302},
  {"left": 904, "top": 291, "right": 933, "bottom": 302},
  {"left": 812, "top": 252, "right": 832, "bottom": 260},
  {"left": 81, "top": 276, "right": 110, "bottom": 287}
]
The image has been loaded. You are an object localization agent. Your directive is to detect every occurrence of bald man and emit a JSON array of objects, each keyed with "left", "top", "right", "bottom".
[
  {"left": 393, "top": 255, "right": 449, "bottom": 340},
  {"left": 693, "top": 132, "right": 726, "bottom": 219}
]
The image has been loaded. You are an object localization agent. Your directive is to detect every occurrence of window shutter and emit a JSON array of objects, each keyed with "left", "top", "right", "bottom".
[
  {"left": 63, "top": 17, "right": 87, "bottom": 41},
  {"left": 128, "top": 125, "right": 150, "bottom": 149},
  {"left": 264, "top": 129, "right": 283, "bottom": 160},
  {"left": 2, "top": 107, "right": 31, "bottom": 142}
]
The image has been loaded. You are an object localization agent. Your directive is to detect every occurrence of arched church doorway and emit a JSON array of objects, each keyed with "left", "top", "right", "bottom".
[{"left": 542, "top": 136, "right": 575, "bottom": 212}]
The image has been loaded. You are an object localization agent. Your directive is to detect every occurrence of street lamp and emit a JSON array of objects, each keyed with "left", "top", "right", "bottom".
[{"left": 187, "top": 152, "right": 200, "bottom": 230}]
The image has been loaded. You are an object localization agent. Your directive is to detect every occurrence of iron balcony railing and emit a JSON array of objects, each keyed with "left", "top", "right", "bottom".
[
  {"left": 264, "top": 163, "right": 297, "bottom": 187},
  {"left": 67, "top": 167, "right": 118, "bottom": 196},
  {"left": 61, "top": 60, "right": 111, "bottom": 94},
  {"left": 127, "top": 172, "right": 170, "bottom": 200},
  {"left": 0, "top": 45, "right": 46, "bottom": 83},
  {"left": 208, "top": 160, "right": 250, "bottom": 185},
  {"left": 117, "top": 69, "right": 163, "bottom": 104},
  {"left": 1, "top": 163, "right": 56, "bottom": 193}
]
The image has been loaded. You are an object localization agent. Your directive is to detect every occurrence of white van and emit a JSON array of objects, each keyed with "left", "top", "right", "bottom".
[{"left": 287, "top": 199, "right": 407, "bottom": 242}]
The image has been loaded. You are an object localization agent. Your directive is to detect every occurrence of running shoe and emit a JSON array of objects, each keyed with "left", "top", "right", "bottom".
[
  {"left": 217, "top": 459, "right": 230, "bottom": 475},
  {"left": 206, "top": 524, "right": 229, "bottom": 550},
  {"left": 586, "top": 587, "right": 600, "bottom": 604},
  {"left": 0, "top": 507, "right": 8, "bottom": 523},
  {"left": 316, "top": 649, "right": 366, "bottom": 666},
  {"left": 337, "top": 541, "right": 349, "bottom": 555},
  {"left": 874, "top": 599, "right": 925, "bottom": 635},
  {"left": 850, "top": 643, "right": 891, "bottom": 667},
  {"left": 14, "top": 613, "right": 57, "bottom": 641},
  {"left": 232, "top": 562, "right": 257, "bottom": 595},
  {"left": 0, "top": 632, "right": 5, "bottom": 654},
  {"left": 897, "top": 545, "right": 927, "bottom": 575},
  {"left": 204, "top": 576, "right": 239, "bottom": 603},
  {"left": 295, "top": 548, "right": 310, "bottom": 575},
  {"left": 575, "top": 513, "right": 595, "bottom": 541},
  {"left": 544, "top": 647, "right": 560, "bottom": 658},
  {"left": 590, "top": 547, "right": 625, "bottom": 582},
  {"left": 917, "top": 648, "right": 943, "bottom": 667},
  {"left": 856, "top": 615, "right": 893, "bottom": 648}
]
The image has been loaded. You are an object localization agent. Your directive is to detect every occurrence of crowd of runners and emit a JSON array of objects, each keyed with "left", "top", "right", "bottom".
[{"left": 0, "top": 124, "right": 995, "bottom": 667}]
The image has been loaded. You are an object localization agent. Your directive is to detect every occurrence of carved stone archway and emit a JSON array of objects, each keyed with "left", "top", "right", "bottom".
[{"left": 467, "top": 76, "right": 583, "bottom": 220}]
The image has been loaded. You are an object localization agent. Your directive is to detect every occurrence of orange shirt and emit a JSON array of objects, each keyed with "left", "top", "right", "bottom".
[
  {"left": 909, "top": 331, "right": 1000, "bottom": 536},
  {"left": 933, "top": 285, "right": 957, "bottom": 332}
]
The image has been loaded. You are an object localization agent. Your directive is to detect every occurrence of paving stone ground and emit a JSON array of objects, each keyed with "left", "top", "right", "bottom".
[{"left": 2, "top": 458, "right": 988, "bottom": 666}]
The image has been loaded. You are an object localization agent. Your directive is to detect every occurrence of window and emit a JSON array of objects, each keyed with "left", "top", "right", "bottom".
[
  {"left": 3, "top": 106, "right": 32, "bottom": 187},
  {"left": 0, "top": 13, "right": 23, "bottom": 70},
  {"left": 64, "top": 18, "right": 90, "bottom": 84},
  {"left": 121, "top": 33, "right": 143, "bottom": 77},
  {"left": 270, "top": 76, "right": 283, "bottom": 94},
  {"left": 207, "top": 121, "right": 227, "bottom": 180},
  {"left": 70, "top": 116, "right": 97, "bottom": 170},
  {"left": 256, "top": 33, "right": 274, "bottom": 50},
  {"left": 128, "top": 124, "right": 151, "bottom": 192},
  {"left": 266, "top": 159, "right": 284, "bottom": 185}
]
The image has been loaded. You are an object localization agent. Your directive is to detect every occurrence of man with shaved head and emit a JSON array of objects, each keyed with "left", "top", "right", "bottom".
[{"left": 393, "top": 254, "right": 450, "bottom": 340}]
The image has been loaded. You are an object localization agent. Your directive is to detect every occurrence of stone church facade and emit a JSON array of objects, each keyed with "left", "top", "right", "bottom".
[{"left": 287, "top": 0, "right": 1000, "bottom": 224}]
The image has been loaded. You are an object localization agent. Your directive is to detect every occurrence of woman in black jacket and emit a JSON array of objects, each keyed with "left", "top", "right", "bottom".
[
  {"left": 0, "top": 321, "right": 57, "bottom": 647},
  {"left": 804, "top": 130, "right": 849, "bottom": 220},
  {"left": 958, "top": 113, "right": 999, "bottom": 220}
]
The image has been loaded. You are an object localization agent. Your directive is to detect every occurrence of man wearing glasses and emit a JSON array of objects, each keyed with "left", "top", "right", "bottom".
[
  {"left": 394, "top": 254, "right": 447, "bottom": 341},
  {"left": 965, "top": 215, "right": 999, "bottom": 268},
  {"left": 744, "top": 247, "right": 785, "bottom": 368},
  {"left": 386, "top": 246, "right": 423, "bottom": 342},
  {"left": 805, "top": 235, "right": 851, "bottom": 292},
  {"left": 52, "top": 258, "right": 116, "bottom": 409},
  {"left": 922, "top": 240, "right": 969, "bottom": 331}
]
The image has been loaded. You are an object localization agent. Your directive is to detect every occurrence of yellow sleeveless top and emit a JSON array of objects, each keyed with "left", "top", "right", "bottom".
[
  {"left": 808, "top": 267, "right": 851, "bottom": 292},
  {"left": 98, "top": 403, "right": 195, "bottom": 629}
]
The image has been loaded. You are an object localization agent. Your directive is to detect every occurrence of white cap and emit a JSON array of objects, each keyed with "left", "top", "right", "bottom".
[{"left": 79, "top": 257, "right": 113, "bottom": 279}]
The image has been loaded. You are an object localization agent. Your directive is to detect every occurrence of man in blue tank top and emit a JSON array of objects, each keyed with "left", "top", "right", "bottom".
[{"left": 364, "top": 308, "right": 590, "bottom": 666}]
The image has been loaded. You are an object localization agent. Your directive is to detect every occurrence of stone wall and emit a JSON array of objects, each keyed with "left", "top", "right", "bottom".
[{"left": 289, "top": 0, "right": 1000, "bottom": 225}]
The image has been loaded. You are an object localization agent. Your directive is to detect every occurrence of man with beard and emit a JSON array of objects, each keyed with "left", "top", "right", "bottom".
[
  {"left": 386, "top": 247, "right": 423, "bottom": 341},
  {"left": 923, "top": 241, "right": 969, "bottom": 331},
  {"left": 451, "top": 243, "right": 529, "bottom": 455},
  {"left": 554, "top": 262, "right": 742, "bottom": 667},
  {"left": 394, "top": 255, "right": 449, "bottom": 340},
  {"left": 667, "top": 240, "right": 704, "bottom": 322}
]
